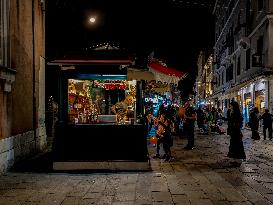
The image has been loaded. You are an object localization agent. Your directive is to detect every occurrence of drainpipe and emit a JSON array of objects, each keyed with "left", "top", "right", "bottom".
[{"left": 32, "top": 0, "right": 37, "bottom": 151}]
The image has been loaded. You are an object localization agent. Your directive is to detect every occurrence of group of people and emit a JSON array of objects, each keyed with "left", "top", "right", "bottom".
[
  {"left": 146, "top": 99, "right": 263, "bottom": 167},
  {"left": 196, "top": 107, "right": 224, "bottom": 135},
  {"left": 249, "top": 107, "right": 273, "bottom": 140},
  {"left": 146, "top": 98, "right": 197, "bottom": 162}
]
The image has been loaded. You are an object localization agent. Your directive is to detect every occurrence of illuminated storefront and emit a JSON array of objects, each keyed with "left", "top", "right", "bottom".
[
  {"left": 48, "top": 56, "right": 149, "bottom": 171},
  {"left": 68, "top": 78, "right": 137, "bottom": 124}
]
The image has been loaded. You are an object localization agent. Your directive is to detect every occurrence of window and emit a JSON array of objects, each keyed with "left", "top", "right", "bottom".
[
  {"left": 257, "top": 35, "right": 263, "bottom": 54},
  {"left": 237, "top": 57, "right": 241, "bottom": 75},
  {"left": 68, "top": 78, "right": 137, "bottom": 124},
  {"left": 258, "top": 0, "right": 264, "bottom": 11},
  {"left": 0, "top": 0, "right": 10, "bottom": 66},
  {"left": 230, "top": 64, "right": 233, "bottom": 80},
  {"left": 222, "top": 71, "right": 224, "bottom": 85},
  {"left": 246, "top": 49, "right": 251, "bottom": 70}
]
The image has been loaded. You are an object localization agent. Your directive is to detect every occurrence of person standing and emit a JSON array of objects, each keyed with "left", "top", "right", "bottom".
[
  {"left": 227, "top": 101, "right": 246, "bottom": 166},
  {"left": 249, "top": 107, "right": 260, "bottom": 140},
  {"left": 259, "top": 109, "right": 273, "bottom": 140},
  {"left": 183, "top": 98, "right": 197, "bottom": 150}
]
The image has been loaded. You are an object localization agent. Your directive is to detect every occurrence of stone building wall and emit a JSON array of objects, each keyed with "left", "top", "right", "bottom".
[{"left": 0, "top": 0, "right": 46, "bottom": 174}]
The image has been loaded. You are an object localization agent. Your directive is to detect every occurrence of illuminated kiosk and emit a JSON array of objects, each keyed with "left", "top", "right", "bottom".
[{"left": 47, "top": 52, "right": 149, "bottom": 171}]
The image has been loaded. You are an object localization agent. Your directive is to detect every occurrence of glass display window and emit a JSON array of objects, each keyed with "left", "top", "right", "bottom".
[
  {"left": 68, "top": 78, "right": 137, "bottom": 124},
  {"left": 255, "top": 90, "right": 265, "bottom": 113}
]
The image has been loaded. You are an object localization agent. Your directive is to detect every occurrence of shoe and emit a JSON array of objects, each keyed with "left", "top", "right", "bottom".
[
  {"left": 184, "top": 146, "right": 194, "bottom": 150},
  {"left": 164, "top": 156, "right": 170, "bottom": 161},
  {"left": 153, "top": 154, "right": 160, "bottom": 159},
  {"left": 229, "top": 161, "right": 241, "bottom": 167}
]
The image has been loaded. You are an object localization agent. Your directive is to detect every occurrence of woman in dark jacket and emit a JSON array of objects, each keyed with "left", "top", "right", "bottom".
[
  {"left": 156, "top": 113, "right": 173, "bottom": 161},
  {"left": 227, "top": 101, "right": 246, "bottom": 166}
]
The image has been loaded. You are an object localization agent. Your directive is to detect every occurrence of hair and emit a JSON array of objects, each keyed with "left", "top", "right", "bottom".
[
  {"left": 230, "top": 101, "right": 240, "bottom": 113},
  {"left": 230, "top": 101, "right": 243, "bottom": 123},
  {"left": 253, "top": 107, "right": 259, "bottom": 113}
]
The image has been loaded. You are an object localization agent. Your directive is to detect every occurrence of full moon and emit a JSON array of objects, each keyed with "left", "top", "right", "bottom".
[{"left": 89, "top": 17, "right": 96, "bottom": 23}]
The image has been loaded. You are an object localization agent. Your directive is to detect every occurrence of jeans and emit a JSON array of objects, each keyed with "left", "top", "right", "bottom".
[
  {"left": 185, "top": 123, "right": 195, "bottom": 148},
  {"left": 263, "top": 126, "right": 272, "bottom": 139}
]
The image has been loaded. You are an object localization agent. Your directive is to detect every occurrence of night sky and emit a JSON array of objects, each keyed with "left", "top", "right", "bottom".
[{"left": 46, "top": 0, "right": 215, "bottom": 72}]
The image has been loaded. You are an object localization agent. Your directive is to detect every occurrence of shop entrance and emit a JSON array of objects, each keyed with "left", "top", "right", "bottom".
[
  {"left": 255, "top": 90, "right": 265, "bottom": 113},
  {"left": 243, "top": 93, "right": 252, "bottom": 124}
]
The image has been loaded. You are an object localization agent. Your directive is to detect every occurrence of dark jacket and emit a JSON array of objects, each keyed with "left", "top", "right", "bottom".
[{"left": 260, "top": 113, "right": 273, "bottom": 127}]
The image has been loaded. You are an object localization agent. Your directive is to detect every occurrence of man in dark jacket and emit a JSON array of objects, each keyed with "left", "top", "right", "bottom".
[
  {"left": 260, "top": 109, "right": 273, "bottom": 140},
  {"left": 249, "top": 107, "right": 260, "bottom": 140},
  {"left": 183, "top": 98, "right": 197, "bottom": 150}
]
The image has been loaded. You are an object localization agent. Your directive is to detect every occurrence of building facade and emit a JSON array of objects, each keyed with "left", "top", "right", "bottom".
[
  {"left": 195, "top": 51, "right": 214, "bottom": 108},
  {"left": 212, "top": 0, "right": 273, "bottom": 124},
  {"left": 0, "top": 0, "right": 46, "bottom": 173}
]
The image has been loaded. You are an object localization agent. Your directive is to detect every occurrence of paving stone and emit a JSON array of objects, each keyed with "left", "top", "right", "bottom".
[
  {"left": 263, "top": 183, "right": 273, "bottom": 192},
  {"left": 96, "top": 195, "right": 114, "bottom": 205},
  {"left": 2, "top": 126, "right": 273, "bottom": 205},
  {"left": 0, "top": 197, "right": 20, "bottom": 205},
  {"left": 152, "top": 202, "right": 174, "bottom": 205},
  {"left": 81, "top": 198, "right": 98, "bottom": 205},
  {"left": 231, "top": 202, "right": 253, "bottom": 205},
  {"left": 210, "top": 200, "right": 232, "bottom": 205},
  {"left": 115, "top": 191, "right": 135, "bottom": 201},
  {"left": 135, "top": 199, "right": 152, "bottom": 205},
  {"left": 189, "top": 198, "right": 214, "bottom": 205},
  {"left": 264, "top": 193, "right": 273, "bottom": 203},
  {"left": 83, "top": 192, "right": 102, "bottom": 199},
  {"left": 135, "top": 191, "right": 152, "bottom": 201},
  {"left": 151, "top": 182, "right": 168, "bottom": 192},
  {"left": 171, "top": 194, "right": 190, "bottom": 204},
  {"left": 151, "top": 191, "right": 172, "bottom": 202},
  {"left": 218, "top": 188, "right": 247, "bottom": 202},
  {"left": 59, "top": 196, "right": 81, "bottom": 205},
  {"left": 112, "top": 201, "right": 135, "bottom": 205}
]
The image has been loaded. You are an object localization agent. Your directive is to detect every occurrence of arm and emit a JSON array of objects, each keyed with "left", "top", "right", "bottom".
[{"left": 111, "top": 104, "right": 117, "bottom": 115}]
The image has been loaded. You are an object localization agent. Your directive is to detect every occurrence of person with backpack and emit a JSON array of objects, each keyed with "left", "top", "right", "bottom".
[{"left": 259, "top": 109, "right": 273, "bottom": 140}]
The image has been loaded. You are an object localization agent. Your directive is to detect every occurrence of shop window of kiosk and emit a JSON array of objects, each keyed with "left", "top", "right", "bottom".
[{"left": 68, "top": 78, "right": 137, "bottom": 124}]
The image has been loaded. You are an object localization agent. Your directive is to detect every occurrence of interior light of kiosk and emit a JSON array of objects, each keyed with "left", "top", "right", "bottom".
[{"left": 77, "top": 74, "right": 127, "bottom": 80}]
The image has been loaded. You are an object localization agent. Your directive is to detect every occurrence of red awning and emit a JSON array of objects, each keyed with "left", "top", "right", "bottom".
[
  {"left": 147, "top": 59, "right": 187, "bottom": 85},
  {"left": 148, "top": 62, "right": 185, "bottom": 78}
]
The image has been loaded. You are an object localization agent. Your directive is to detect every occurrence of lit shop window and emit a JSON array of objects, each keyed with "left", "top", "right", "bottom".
[
  {"left": 68, "top": 79, "right": 137, "bottom": 124},
  {"left": 0, "top": 0, "right": 10, "bottom": 66}
]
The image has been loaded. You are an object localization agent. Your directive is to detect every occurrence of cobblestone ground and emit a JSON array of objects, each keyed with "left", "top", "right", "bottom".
[{"left": 1, "top": 127, "right": 273, "bottom": 205}]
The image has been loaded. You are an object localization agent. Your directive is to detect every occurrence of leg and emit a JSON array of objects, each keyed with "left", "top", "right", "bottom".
[
  {"left": 263, "top": 126, "right": 267, "bottom": 140},
  {"left": 268, "top": 126, "right": 272, "bottom": 140},
  {"left": 156, "top": 139, "right": 160, "bottom": 155},
  {"left": 185, "top": 125, "right": 194, "bottom": 149}
]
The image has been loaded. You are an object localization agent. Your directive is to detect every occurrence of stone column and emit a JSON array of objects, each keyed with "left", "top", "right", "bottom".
[
  {"left": 268, "top": 77, "right": 273, "bottom": 114},
  {"left": 37, "top": 56, "right": 47, "bottom": 151},
  {"left": 264, "top": 79, "right": 269, "bottom": 109}
]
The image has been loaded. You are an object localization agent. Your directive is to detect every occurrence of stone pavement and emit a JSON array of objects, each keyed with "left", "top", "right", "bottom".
[{"left": 1, "top": 128, "right": 273, "bottom": 205}]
